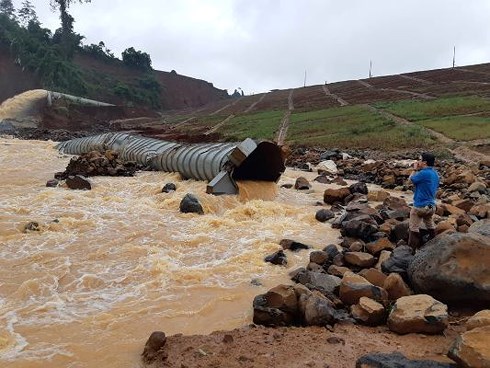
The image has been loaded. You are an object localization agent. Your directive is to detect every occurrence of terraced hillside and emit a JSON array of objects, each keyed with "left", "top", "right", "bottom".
[{"left": 130, "top": 63, "right": 490, "bottom": 161}]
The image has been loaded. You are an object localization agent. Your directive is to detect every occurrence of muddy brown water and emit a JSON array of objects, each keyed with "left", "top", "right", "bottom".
[{"left": 0, "top": 138, "right": 342, "bottom": 368}]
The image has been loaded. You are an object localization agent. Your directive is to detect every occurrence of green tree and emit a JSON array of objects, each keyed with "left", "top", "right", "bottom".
[
  {"left": 0, "top": 0, "right": 15, "bottom": 19},
  {"left": 122, "top": 47, "right": 152, "bottom": 70},
  {"left": 49, "top": 0, "right": 90, "bottom": 57},
  {"left": 17, "top": 0, "right": 38, "bottom": 27}
]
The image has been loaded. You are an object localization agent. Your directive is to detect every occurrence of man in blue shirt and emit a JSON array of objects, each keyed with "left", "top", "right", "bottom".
[{"left": 408, "top": 152, "right": 440, "bottom": 251}]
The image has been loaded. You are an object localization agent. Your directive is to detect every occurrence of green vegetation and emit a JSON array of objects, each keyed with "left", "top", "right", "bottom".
[
  {"left": 287, "top": 106, "right": 435, "bottom": 150},
  {"left": 375, "top": 96, "right": 490, "bottom": 121},
  {"left": 122, "top": 47, "right": 152, "bottom": 70},
  {"left": 419, "top": 116, "right": 490, "bottom": 141},
  {"left": 218, "top": 110, "right": 284, "bottom": 140},
  {"left": 0, "top": 2, "right": 162, "bottom": 108}
]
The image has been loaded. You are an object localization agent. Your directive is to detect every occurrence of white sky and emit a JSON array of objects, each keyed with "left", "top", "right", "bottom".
[{"left": 12, "top": 0, "right": 490, "bottom": 95}]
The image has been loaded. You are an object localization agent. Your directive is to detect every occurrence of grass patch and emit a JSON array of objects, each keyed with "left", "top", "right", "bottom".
[
  {"left": 287, "top": 106, "right": 435, "bottom": 150},
  {"left": 418, "top": 116, "right": 490, "bottom": 141},
  {"left": 374, "top": 96, "right": 490, "bottom": 121},
  {"left": 218, "top": 110, "right": 284, "bottom": 140}
]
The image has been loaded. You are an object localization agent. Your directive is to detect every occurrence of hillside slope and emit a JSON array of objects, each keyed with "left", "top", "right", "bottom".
[{"left": 0, "top": 49, "right": 229, "bottom": 110}]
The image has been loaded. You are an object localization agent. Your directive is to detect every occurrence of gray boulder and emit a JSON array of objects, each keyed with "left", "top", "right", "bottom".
[{"left": 408, "top": 232, "right": 490, "bottom": 304}]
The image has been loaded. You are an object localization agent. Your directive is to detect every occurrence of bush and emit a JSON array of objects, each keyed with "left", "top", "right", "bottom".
[{"left": 122, "top": 47, "right": 152, "bottom": 70}]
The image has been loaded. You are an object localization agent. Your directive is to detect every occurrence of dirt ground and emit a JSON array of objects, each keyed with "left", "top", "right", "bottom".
[{"left": 144, "top": 319, "right": 465, "bottom": 368}]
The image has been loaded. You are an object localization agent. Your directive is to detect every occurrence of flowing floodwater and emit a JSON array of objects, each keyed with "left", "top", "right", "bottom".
[{"left": 0, "top": 138, "right": 340, "bottom": 368}]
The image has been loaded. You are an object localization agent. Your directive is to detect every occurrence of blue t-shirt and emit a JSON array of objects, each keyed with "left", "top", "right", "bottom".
[{"left": 410, "top": 167, "right": 439, "bottom": 207}]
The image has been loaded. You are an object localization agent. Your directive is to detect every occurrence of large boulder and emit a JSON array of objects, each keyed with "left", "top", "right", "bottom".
[
  {"left": 387, "top": 294, "right": 448, "bottom": 335},
  {"left": 448, "top": 326, "right": 490, "bottom": 368},
  {"left": 408, "top": 232, "right": 490, "bottom": 304}
]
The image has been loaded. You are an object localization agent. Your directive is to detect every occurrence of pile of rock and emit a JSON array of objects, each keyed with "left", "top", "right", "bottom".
[
  {"left": 256, "top": 178, "right": 490, "bottom": 344},
  {"left": 46, "top": 150, "right": 144, "bottom": 190},
  {"left": 57, "top": 150, "right": 141, "bottom": 179},
  {"left": 292, "top": 151, "right": 489, "bottom": 220}
]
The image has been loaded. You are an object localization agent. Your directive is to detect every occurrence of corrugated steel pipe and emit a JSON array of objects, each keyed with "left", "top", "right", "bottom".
[{"left": 56, "top": 133, "right": 285, "bottom": 195}]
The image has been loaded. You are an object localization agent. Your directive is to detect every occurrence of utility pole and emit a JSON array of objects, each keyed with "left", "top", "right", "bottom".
[
  {"left": 452, "top": 46, "right": 456, "bottom": 68},
  {"left": 369, "top": 60, "right": 373, "bottom": 78},
  {"left": 303, "top": 70, "right": 307, "bottom": 87}
]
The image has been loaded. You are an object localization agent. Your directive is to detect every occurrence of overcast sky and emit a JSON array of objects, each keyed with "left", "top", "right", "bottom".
[{"left": 12, "top": 0, "right": 490, "bottom": 94}]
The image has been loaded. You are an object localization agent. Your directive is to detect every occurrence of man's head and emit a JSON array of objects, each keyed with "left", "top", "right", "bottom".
[{"left": 420, "top": 152, "right": 435, "bottom": 167}]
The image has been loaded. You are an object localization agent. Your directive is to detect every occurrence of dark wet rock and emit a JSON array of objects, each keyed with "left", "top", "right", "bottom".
[
  {"left": 299, "top": 291, "right": 338, "bottom": 326},
  {"left": 309, "top": 250, "right": 329, "bottom": 265},
  {"left": 66, "top": 175, "right": 91, "bottom": 190},
  {"left": 381, "top": 245, "right": 413, "bottom": 280},
  {"left": 349, "top": 182, "right": 368, "bottom": 195},
  {"left": 294, "top": 176, "right": 311, "bottom": 190},
  {"left": 322, "top": 244, "right": 341, "bottom": 261},
  {"left": 315, "top": 209, "right": 335, "bottom": 222},
  {"left": 179, "top": 193, "right": 204, "bottom": 215},
  {"left": 142, "top": 331, "right": 167, "bottom": 364},
  {"left": 24, "top": 221, "right": 40, "bottom": 232},
  {"left": 291, "top": 269, "right": 341, "bottom": 295},
  {"left": 162, "top": 183, "right": 176, "bottom": 193},
  {"left": 280, "top": 239, "right": 310, "bottom": 251},
  {"left": 356, "top": 352, "right": 456, "bottom": 368},
  {"left": 408, "top": 232, "right": 490, "bottom": 304},
  {"left": 253, "top": 285, "right": 300, "bottom": 326},
  {"left": 341, "top": 219, "right": 379, "bottom": 242},
  {"left": 391, "top": 221, "right": 409, "bottom": 242},
  {"left": 265, "top": 250, "right": 287, "bottom": 266},
  {"left": 313, "top": 175, "right": 332, "bottom": 184},
  {"left": 46, "top": 179, "right": 59, "bottom": 187}
]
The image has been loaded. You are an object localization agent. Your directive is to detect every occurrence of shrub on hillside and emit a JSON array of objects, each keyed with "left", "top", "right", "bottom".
[{"left": 122, "top": 47, "right": 152, "bottom": 70}]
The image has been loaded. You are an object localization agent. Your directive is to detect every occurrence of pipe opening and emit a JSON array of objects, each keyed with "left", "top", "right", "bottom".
[{"left": 232, "top": 141, "right": 285, "bottom": 182}]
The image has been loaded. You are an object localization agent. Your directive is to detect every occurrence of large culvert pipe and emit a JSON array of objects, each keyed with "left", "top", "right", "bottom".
[{"left": 56, "top": 133, "right": 285, "bottom": 195}]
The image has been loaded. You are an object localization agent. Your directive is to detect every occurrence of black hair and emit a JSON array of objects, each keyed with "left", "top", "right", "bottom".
[{"left": 421, "top": 152, "right": 435, "bottom": 166}]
